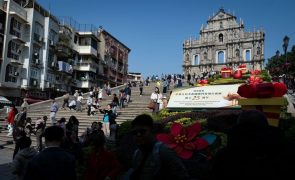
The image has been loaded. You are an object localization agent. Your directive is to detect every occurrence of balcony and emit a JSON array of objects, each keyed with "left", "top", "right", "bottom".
[
  {"left": 11, "top": 34, "right": 26, "bottom": 44},
  {"left": 8, "top": 0, "right": 28, "bottom": 23},
  {"left": 59, "top": 25, "right": 72, "bottom": 41},
  {"left": 10, "top": 58, "right": 23, "bottom": 65},
  {"left": 33, "top": 33, "right": 44, "bottom": 45},
  {"left": 57, "top": 61, "right": 73, "bottom": 75},
  {"left": 74, "top": 62, "right": 96, "bottom": 73},
  {"left": 56, "top": 43, "right": 72, "bottom": 57},
  {"left": 77, "top": 46, "right": 97, "bottom": 57}
]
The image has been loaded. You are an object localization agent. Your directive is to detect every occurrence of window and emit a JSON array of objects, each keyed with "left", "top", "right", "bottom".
[
  {"left": 74, "top": 35, "right": 78, "bottom": 44},
  {"left": 218, "top": 51, "right": 225, "bottom": 63},
  {"left": 204, "top": 52, "right": 207, "bottom": 60},
  {"left": 219, "top": 34, "right": 223, "bottom": 42},
  {"left": 235, "top": 49, "right": 240, "bottom": 57},
  {"left": 30, "top": 68, "right": 39, "bottom": 79},
  {"left": 32, "top": 45, "right": 40, "bottom": 63},
  {"left": 47, "top": 73, "right": 55, "bottom": 82},
  {"left": 220, "top": 22, "right": 223, "bottom": 29},
  {"left": 10, "top": 17, "right": 21, "bottom": 38},
  {"left": 194, "top": 54, "right": 200, "bottom": 65},
  {"left": 7, "top": 41, "right": 20, "bottom": 60},
  {"left": 34, "top": 22, "right": 43, "bottom": 36},
  {"left": 91, "top": 38, "right": 98, "bottom": 49},
  {"left": 49, "top": 30, "right": 57, "bottom": 42},
  {"left": 245, "top": 50, "right": 251, "bottom": 61},
  {"left": 257, "top": 47, "right": 261, "bottom": 55},
  {"left": 5, "top": 64, "right": 17, "bottom": 82},
  {"left": 48, "top": 51, "right": 54, "bottom": 67}
]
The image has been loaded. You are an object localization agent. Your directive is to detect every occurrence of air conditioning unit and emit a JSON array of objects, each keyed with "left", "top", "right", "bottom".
[
  {"left": 14, "top": 72, "right": 19, "bottom": 76},
  {"left": 38, "top": 36, "right": 43, "bottom": 42},
  {"left": 35, "top": 59, "right": 39, "bottom": 64},
  {"left": 33, "top": 80, "right": 37, "bottom": 86}
]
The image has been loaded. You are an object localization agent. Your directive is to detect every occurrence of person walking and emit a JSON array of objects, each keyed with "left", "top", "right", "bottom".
[
  {"left": 35, "top": 116, "right": 46, "bottom": 152},
  {"left": 6, "top": 105, "right": 18, "bottom": 136},
  {"left": 50, "top": 99, "right": 58, "bottom": 126},
  {"left": 162, "top": 79, "right": 168, "bottom": 94},
  {"left": 139, "top": 81, "right": 144, "bottom": 96},
  {"left": 76, "top": 93, "right": 83, "bottom": 112},
  {"left": 150, "top": 87, "right": 162, "bottom": 114},
  {"left": 62, "top": 93, "right": 69, "bottom": 110},
  {"left": 87, "top": 95, "right": 93, "bottom": 116}
]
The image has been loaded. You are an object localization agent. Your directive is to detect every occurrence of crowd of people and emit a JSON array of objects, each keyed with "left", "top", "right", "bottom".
[
  {"left": 3, "top": 75, "right": 295, "bottom": 180},
  {"left": 5, "top": 109, "right": 294, "bottom": 180}
]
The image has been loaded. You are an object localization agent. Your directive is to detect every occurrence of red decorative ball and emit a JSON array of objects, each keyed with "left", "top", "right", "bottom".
[
  {"left": 237, "top": 84, "right": 256, "bottom": 98},
  {"left": 233, "top": 70, "right": 242, "bottom": 79},
  {"left": 273, "top": 82, "right": 287, "bottom": 97},
  {"left": 255, "top": 83, "right": 275, "bottom": 98}
]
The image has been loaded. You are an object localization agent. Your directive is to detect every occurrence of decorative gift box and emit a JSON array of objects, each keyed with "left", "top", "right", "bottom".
[
  {"left": 238, "top": 64, "right": 247, "bottom": 74},
  {"left": 221, "top": 67, "right": 232, "bottom": 78},
  {"left": 238, "top": 97, "right": 285, "bottom": 127}
]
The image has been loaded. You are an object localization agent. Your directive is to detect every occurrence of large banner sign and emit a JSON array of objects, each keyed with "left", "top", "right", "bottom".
[{"left": 167, "top": 84, "right": 241, "bottom": 108}]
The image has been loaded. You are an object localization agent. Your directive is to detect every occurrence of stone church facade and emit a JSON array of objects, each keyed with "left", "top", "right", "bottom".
[{"left": 183, "top": 8, "right": 265, "bottom": 76}]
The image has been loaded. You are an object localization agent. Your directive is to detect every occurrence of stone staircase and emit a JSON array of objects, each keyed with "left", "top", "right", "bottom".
[{"left": 0, "top": 82, "right": 171, "bottom": 150}]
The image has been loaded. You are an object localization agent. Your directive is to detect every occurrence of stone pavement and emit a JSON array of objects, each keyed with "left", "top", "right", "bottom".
[{"left": 0, "top": 149, "right": 16, "bottom": 180}]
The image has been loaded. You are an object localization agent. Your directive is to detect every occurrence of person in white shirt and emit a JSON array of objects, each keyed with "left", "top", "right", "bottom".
[
  {"left": 76, "top": 93, "right": 83, "bottom": 112},
  {"left": 150, "top": 87, "right": 162, "bottom": 113},
  {"left": 68, "top": 100, "right": 76, "bottom": 110}
]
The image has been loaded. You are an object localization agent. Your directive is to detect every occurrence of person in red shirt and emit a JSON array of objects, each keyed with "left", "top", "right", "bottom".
[{"left": 7, "top": 105, "right": 18, "bottom": 136}]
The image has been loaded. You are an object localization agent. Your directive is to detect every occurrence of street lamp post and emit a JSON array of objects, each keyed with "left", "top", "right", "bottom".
[{"left": 282, "top": 36, "right": 290, "bottom": 85}]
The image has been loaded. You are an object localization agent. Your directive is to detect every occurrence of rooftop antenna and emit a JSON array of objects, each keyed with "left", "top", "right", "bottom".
[{"left": 48, "top": 1, "right": 51, "bottom": 15}]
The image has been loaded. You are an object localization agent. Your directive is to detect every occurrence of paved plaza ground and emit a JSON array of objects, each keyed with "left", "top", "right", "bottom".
[{"left": 0, "top": 149, "right": 16, "bottom": 180}]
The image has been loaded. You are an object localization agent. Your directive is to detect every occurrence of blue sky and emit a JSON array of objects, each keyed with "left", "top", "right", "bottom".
[{"left": 38, "top": 0, "right": 295, "bottom": 78}]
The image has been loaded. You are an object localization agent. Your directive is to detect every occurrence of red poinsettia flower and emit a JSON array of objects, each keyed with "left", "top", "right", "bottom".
[{"left": 157, "top": 122, "right": 209, "bottom": 159}]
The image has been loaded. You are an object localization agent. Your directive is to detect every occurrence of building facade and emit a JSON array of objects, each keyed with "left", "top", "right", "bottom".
[
  {"left": 98, "top": 27, "right": 130, "bottom": 87},
  {"left": 183, "top": 8, "right": 265, "bottom": 76},
  {"left": 0, "top": 0, "right": 130, "bottom": 103}
]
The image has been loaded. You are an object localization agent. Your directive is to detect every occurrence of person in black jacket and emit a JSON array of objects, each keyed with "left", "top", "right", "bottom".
[{"left": 24, "top": 126, "right": 76, "bottom": 180}]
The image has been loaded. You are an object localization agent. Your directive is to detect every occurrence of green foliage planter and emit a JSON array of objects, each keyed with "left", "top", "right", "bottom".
[{"left": 209, "top": 78, "right": 245, "bottom": 85}]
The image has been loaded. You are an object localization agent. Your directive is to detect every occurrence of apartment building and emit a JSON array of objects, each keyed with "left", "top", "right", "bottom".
[
  {"left": 98, "top": 27, "right": 130, "bottom": 87},
  {"left": 0, "top": 0, "right": 131, "bottom": 103}
]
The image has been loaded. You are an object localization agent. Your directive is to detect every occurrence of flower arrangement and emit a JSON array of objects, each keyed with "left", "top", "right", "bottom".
[{"left": 157, "top": 122, "right": 209, "bottom": 159}]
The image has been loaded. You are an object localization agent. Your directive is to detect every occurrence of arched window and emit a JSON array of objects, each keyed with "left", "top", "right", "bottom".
[
  {"left": 245, "top": 50, "right": 251, "bottom": 61},
  {"left": 235, "top": 49, "right": 240, "bottom": 57},
  {"left": 257, "top": 47, "right": 261, "bottom": 55},
  {"left": 218, "top": 51, "right": 225, "bottom": 63},
  {"left": 219, "top": 34, "right": 223, "bottom": 42},
  {"left": 194, "top": 54, "right": 200, "bottom": 65},
  {"left": 204, "top": 52, "right": 207, "bottom": 60}
]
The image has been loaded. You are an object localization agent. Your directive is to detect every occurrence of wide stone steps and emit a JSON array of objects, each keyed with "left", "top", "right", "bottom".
[{"left": 0, "top": 82, "right": 173, "bottom": 150}]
